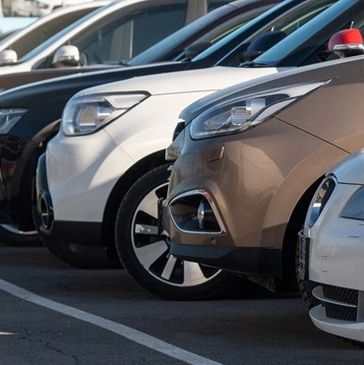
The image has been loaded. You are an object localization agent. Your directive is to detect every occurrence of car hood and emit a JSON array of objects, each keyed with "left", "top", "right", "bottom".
[
  {"left": 179, "top": 56, "right": 364, "bottom": 124},
  {"left": 76, "top": 66, "right": 280, "bottom": 97}
]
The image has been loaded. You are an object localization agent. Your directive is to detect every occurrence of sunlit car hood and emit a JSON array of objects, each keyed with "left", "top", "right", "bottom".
[
  {"left": 76, "top": 66, "right": 280, "bottom": 97},
  {"left": 179, "top": 56, "right": 364, "bottom": 124}
]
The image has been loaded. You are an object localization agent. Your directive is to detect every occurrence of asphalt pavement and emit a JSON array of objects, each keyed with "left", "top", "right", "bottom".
[{"left": 0, "top": 245, "right": 362, "bottom": 365}]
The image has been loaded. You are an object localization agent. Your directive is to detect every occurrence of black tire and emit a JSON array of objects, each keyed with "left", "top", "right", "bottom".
[
  {"left": 32, "top": 206, "right": 120, "bottom": 269},
  {"left": 115, "top": 164, "right": 235, "bottom": 300},
  {"left": 0, "top": 225, "right": 41, "bottom": 247},
  {"left": 295, "top": 235, "right": 319, "bottom": 308}
]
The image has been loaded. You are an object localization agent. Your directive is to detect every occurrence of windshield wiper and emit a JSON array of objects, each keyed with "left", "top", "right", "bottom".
[{"left": 241, "top": 61, "right": 270, "bottom": 68}]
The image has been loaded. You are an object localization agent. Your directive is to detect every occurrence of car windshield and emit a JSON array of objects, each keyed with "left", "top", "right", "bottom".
[
  {"left": 215, "top": 0, "right": 338, "bottom": 66},
  {"left": 0, "top": 7, "right": 97, "bottom": 59},
  {"left": 18, "top": 4, "right": 107, "bottom": 63},
  {"left": 127, "top": 1, "right": 271, "bottom": 66},
  {"left": 254, "top": 0, "right": 361, "bottom": 66}
]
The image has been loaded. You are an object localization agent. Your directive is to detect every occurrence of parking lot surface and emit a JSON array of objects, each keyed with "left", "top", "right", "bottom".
[{"left": 0, "top": 245, "right": 362, "bottom": 365}]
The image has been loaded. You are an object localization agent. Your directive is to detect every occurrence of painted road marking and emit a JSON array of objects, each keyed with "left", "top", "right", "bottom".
[{"left": 0, "top": 279, "right": 222, "bottom": 365}]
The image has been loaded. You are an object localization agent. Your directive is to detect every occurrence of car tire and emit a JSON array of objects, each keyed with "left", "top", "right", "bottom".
[
  {"left": 32, "top": 206, "right": 120, "bottom": 269},
  {"left": 295, "top": 236, "right": 319, "bottom": 308},
  {"left": 115, "top": 164, "right": 236, "bottom": 300},
  {"left": 0, "top": 225, "right": 41, "bottom": 246}
]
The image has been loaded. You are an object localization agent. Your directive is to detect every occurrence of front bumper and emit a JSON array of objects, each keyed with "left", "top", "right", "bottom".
[
  {"left": 306, "top": 180, "right": 364, "bottom": 342},
  {"left": 36, "top": 153, "right": 103, "bottom": 245},
  {"left": 164, "top": 118, "right": 322, "bottom": 276},
  {"left": 46, "top": 130, "right": 134, "bottom": 224}
]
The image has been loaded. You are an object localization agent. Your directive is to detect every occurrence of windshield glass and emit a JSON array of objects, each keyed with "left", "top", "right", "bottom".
[
  {"left": 128, "top": 2, "right": 269, "bottom": 66},
  {"left": 217, "top": 0, "right": 337, "bottom": 66},
  {"left": 0, "top": 7, "right": 97, "bottom": 59},
  {"left": 255, "top": 0, "right": 358, "bottom": 66}
]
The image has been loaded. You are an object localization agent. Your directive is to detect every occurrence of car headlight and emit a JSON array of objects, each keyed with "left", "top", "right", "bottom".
[
  {"left": 62, "top": 93, "right": 149, "bottom": 136},
  {"left": 306, "top": 176, "right": 336, "bottom": 228},
  {"left": 0, "top": 108, "right": 27, "bottom": 134},
  {"left": 190, "top": 81, "right": 330, "bottom": 139},
  {"left": 341, "top": 186, "right": 364, "bottom": 220}
]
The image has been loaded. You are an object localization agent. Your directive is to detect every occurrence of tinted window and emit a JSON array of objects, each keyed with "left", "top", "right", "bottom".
[
  {"left": 255, "top": 0, "right": 361, "bottom": 66},
  {"left": 128, "top": 3, "right": 271, "bottom": 66},
  {"left": 219, "top": 0, "right": 337, "bottom": 66},
  {"left": 4, "top": 7, "right": 95, "bottom": 59},
  {"left": 71, "top": 3, "right": 187, "bottom": 65},
  {"left": 208, "top": 0, "right": 234, "bottom": 12}
]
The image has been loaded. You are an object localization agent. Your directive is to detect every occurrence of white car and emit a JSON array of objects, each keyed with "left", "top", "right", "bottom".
[
  {"left": 0, "top": 0, "right": 213, "bottom": 73},
  {"left": 34, "top": 0, "right": 356, "bottom": 299},
  {"left": 0, "top": 2, "right": 106, "bottom": 63},
  {"left": 300, "top": 152, "right": 364, "bottom": 343}
]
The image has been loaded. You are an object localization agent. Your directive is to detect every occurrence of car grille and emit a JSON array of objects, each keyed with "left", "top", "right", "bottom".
[
  {"left": 322, "top": 284, "right": 358, "bottom": 306},
  {"left": 324, "top": 302, "right": 358, "bottom": 322},
  {"left": 314, "top": 285, "right": 359, "bottom": 322}
]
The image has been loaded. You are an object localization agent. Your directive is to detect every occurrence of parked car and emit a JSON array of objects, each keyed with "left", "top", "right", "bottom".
[
  {"left": 164, "top": 26, "right": 364, "bottom": 300},
  {"left": 35, "top": 0, "right": 359, "bottom": 300},
  {"left": 0, "top": 0, "right": 264, "bottom": 92},
  {"left": 0, "top": 2, "right": 108, "bottom": 66},
  {"left": 0, "top": 0, "right": 289, "bottom": 244},
  {"left": 302, "top": 152, "right": 364, "bottom": 343},
  {"left": 0, "top": 0, "right": 220, "bottom": 75}
]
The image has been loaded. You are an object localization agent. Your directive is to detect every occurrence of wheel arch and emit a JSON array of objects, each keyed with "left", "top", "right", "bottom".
[
  {"left": 280, "top": 175, "right": 324, "bottom": 288},
  {"left": 101, "top": 149, "right": 167, "bottom": 248},
  {"left": 11, "top": 119, "right": 61, "bottom": 230}
]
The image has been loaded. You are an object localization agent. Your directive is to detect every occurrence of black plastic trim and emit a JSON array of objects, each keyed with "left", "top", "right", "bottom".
[{"left": 170, "top": 242, "right": 281, "bottom": 275}]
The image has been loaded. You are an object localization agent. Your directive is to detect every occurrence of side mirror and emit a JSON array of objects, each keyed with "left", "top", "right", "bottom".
[
  {"left": 326, "top": 28, "right": 364, "bottom": 58},
  {"left": 0, "top": 49, "right": 18, "bottom": 66},
  {"left": 52, "top": 45, "right": 80, "bottom": 68},
  {"left": 184, "top": 41, "right": 212, "bottom": 60},
  {"left": 239, "top": 31, "right": 286, "bottom": 62}
]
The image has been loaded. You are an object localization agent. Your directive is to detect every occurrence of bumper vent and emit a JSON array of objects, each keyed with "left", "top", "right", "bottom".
[
  {"left": 324, "top": 302, "right": 357, "bottom": 322},
  {"left": 322, "top": 284, "right": 358, "bottom": 306},
  {"left": 312, "top": 285, "right": 359, "bottom": 322}
]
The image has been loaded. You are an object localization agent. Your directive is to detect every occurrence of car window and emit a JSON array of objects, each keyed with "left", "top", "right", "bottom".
[
  {"left": 207, "top": 0, "right": 235, "bottom": 12},
  {"left": 69, "top": 3, "right": 188, "bottom": 65},
  {"left": 3, "top": 7, "right": 95, "bottom": 59},
  {"left": 219, "top": 0, "right": 337, "bottom": 66},
  {"left": 255, "top": 0, "right": 362, "bottom": 67}
]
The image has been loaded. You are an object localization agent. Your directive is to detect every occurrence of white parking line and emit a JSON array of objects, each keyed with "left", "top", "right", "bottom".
[{"left": 0, "top": 279, "right": 221, "bottom": 365}]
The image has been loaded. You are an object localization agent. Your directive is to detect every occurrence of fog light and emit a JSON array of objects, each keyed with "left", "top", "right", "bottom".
[
  {"left": 169, "top": 191, "right": 224, "bottom": 234},
  {"left": 197, "top": 200, "right": 205, "bottom": 229}
]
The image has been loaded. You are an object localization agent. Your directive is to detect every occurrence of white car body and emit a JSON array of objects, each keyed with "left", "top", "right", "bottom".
[
  {"left": 303, "top": 152, "right": 364, "bottom": 343},
  {"left": 46, "top": 66, "right": 281, "bottom": 225},
  {"left": 0, "top": 0, "right": 205, "bottom": 75}
]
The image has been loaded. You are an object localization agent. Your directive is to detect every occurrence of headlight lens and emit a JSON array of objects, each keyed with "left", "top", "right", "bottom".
[
  {"left": 62, "top": 93, "right": 148, "bottom": 136},
  {"left": 341, "top": 187, "right": 364, "bottom": 221},
  {"left": 190, "top": 81, "right": 330, "bottom": 139},
  {"left": 0, "top": 108, "right": 27, "bottom": 134},
  {"left": 307, "top": 177, "right": 336, "bottom": 228}
]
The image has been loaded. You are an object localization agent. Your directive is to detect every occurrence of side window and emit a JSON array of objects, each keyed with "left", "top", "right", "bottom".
[
  {"left": 207, "top": 0, "right": 234, "bottom": 12},
  {"left": 71, "top": 3, "right": 188, "bottom": 65}
]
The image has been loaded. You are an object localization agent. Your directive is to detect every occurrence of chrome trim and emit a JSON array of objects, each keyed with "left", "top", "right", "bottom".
[
  {"left": 168, "top": 189, "right": 226, "bottom": 235},
  {"left": 0, "top": 224, "right": 37, "bottom": 236},
  {"left": 313, "top": 286, "right": 357, "bottom": 309}
]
